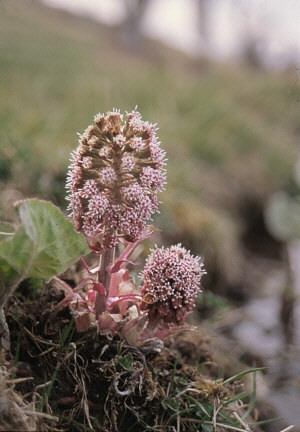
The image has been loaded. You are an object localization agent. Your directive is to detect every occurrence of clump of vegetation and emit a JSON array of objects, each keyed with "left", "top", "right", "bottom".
[{"left": 0, "top": 109, "right": 267, "bottom": 431}]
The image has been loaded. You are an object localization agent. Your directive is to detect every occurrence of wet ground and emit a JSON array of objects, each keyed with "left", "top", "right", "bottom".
[{"left": 216, "top": 244, "right": 300, "bottom": 431}]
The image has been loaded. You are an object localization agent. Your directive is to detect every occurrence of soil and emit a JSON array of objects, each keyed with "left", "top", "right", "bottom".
[{"left": 1, "top": 282, "right": 263, "bottom": 432}]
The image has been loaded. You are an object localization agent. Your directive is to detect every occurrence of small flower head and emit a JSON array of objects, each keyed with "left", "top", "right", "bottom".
[
  {"left": 140, "top": 244, "right": 205, "bottom": 325},
  {"left": 66, "top": 109, "right": 166, "bottom": 251}
]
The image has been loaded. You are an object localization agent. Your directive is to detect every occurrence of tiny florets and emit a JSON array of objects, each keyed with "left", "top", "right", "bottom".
[
  {"left": 140, "top": 244, "right": 205, "bottom": 325},
  {"left": 66, "top": 109, "right": 166, "bottom": 251}
]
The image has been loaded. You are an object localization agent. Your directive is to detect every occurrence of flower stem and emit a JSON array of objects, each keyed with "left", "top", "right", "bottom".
[{"left": 95, "top": 247, "right": 115, "bottom": 318}]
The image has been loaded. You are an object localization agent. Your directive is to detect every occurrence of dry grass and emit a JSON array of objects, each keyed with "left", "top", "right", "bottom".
[{"left": 0, "top": 364, "right": 58, "bottom": 431}]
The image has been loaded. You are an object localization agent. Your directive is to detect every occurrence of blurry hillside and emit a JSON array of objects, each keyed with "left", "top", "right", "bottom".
[{"left": 0, "top": 0, "right": 299, "bottom": 298}]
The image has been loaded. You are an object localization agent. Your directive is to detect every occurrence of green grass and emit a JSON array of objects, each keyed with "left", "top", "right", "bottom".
[{"left": 0, "top": 0, "right": 299, "bottom": 251}]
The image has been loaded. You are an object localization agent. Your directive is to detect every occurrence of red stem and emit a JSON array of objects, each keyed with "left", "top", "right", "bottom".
[{"left": 95, "top": 247, "right": 115, "bottom": 318}]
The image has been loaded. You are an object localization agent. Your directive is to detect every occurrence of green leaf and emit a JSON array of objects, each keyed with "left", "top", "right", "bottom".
[
  {"left": 222, "top": 367, "right": 266, "bottom": 386},
  {"left": 115, "top": 353, "right": 134, "bottom": 372},
  {"left": 265, "top": 192, "right": 300, "bottom": 241},
  {"left": 161, "top": 397, "right": 180, "bottom": 413},
  {"left": 0, "top": 199, "right": 89, "bottom": 298},
  {"left": 0, "top": 261, "right": 19, "bottom": 291},
  {"left": 202, "top": 425, "right": 213, "bottom": 432},
  {"left": 0, "top": 222, "right": 15, "bottom": 240}
]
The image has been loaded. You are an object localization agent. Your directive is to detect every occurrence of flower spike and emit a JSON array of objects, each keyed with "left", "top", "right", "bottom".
[
  {"left": 66, "top": 109, "right": 166, "bottom": 252},
  {"left": 140, "top": 244, "right": 205, "bottom": 325}
]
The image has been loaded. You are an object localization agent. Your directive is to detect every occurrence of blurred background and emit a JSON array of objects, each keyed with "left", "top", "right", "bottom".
[{"left": 1, "top": 0, "right": 300, "bottom": 429}]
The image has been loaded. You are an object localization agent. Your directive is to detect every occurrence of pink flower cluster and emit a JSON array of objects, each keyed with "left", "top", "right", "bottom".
[
  {"left": 140, "top": 244, "right": 205, "bottom": 325},
  {"left": 66, "top": 109, "right": 166, "bottom": 251},
  {"left": 63, "top": 108, "right": 206, "bottom": 338}
]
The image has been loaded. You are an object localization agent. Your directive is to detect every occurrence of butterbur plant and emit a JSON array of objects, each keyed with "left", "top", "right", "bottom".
[
  {"left": 0, "top": 108, "right": 271, "bottom": 432},
  {"left": 60, "top": 108, "right": 205, "bottom": 345},
  {"left": 140, "top": 244, "right": 203, "bottom": 326},
  {"left": 66, "top": 108, "right": 165, "bottom": 248}
]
